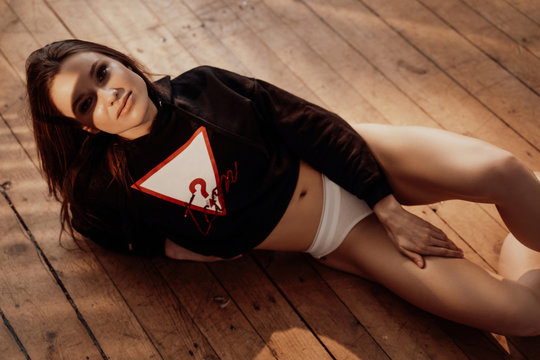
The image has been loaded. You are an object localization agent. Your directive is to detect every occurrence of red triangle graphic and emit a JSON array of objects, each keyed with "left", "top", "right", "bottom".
[{"left": 131, "top": 127, "right": 226, "bottom": 215}]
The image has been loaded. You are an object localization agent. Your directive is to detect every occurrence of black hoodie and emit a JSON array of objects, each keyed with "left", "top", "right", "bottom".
[{"left": 73, "top": 66, "right": 392, "bottom": 258}]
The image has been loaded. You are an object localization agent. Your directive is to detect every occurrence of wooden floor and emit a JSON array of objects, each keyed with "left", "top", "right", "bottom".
[{"left": 0, "top": 0, "right": 539, "bottom": 358}]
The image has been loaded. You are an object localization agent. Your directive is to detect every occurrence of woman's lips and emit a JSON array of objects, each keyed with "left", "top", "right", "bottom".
[{"left": 117, "top": 91, "right": 133, "bottom": 118}]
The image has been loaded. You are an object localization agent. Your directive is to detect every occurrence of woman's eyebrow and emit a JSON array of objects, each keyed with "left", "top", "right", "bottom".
[{"left": 71, "top": 59, "right": 99, "bottom": 113}]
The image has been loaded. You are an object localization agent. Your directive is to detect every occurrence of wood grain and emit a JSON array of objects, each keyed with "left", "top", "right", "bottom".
[{"left": 1, "top": 0, "right": 538, "bottom": 358}]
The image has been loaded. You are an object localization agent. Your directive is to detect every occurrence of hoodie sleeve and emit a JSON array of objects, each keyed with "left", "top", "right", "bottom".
[
  {"left": 204, "top": 66, "right": 393, "bottom": 208},
  {"left": 71, "top": 180, "right": 167, "bottom": 257}
]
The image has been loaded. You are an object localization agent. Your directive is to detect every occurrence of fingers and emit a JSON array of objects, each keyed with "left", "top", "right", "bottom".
[
  {"left": 406, "top": 240, "right": 464, "bottom": 258},
  {"left": 428, "top": 238, "right": 463, "bottom": 253},
  {"left": 402, "top": 248, "right": 425, "bottom": 268},
  {"left": 399, "top": 230, "right": 465, "bottom": 268},
  {"left": 422, "top": 223, "right": 463, "bottom": 254},
  {"left": 422, "top": 246, "right": 464, "bottom": 258},
  {"left": 428, "top": 226, "right": 461, "bottom": 249},
  {"left": 401, "top": 244, "right": 462, "bottom": 269},
  {"left": 400, "top": 236, "right": 464, "bottom": 264}
]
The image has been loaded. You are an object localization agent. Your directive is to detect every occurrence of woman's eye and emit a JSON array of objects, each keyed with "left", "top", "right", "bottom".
[
  {"left": 79, "top": 97, "right": 93, "bottom": 114},
  {"left": 96, "top": 65, "right": 108, "bottom": 82}
]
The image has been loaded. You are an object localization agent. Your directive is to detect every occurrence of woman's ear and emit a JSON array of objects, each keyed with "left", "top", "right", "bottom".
[{"left": 81, "top": 125, "right": 100, "bottom": 134}]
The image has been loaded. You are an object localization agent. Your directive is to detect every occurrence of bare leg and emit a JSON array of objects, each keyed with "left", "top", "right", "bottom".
[
  {"left": 353, "top": 124, "right": 540, "bottom": 252},
  {"left": 498, "top": 172, "right": 540, "bottom": 295},
  {"left": 321, "top": 214, "right": 540, "bottom": 336}
]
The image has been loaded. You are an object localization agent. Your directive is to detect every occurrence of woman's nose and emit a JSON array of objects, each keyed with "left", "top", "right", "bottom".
[{"left": 98, "top": 87, "right": 120, "bottom": 105}]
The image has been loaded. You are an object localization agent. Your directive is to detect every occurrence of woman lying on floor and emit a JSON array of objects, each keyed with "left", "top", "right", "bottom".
[{"left": 26, "top": 39, "right": 540, "bottom": 336}]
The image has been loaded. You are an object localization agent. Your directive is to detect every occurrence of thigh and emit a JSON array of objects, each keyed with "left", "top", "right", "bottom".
[
  {"left": 353, "top": 124, "right": 510, "bottom": 205},
  {"left": 320, "top": 214, "right": 540, "bottom": 335}
]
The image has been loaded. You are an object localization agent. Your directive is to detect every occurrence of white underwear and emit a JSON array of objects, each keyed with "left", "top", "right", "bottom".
[{"left": 305, "top": 175, "right": 373, "bottom": 258}]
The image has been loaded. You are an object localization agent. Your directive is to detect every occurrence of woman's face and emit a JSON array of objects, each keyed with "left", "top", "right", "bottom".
[{"left": 50, "top": 52, "right": 157, "bottom": 140}]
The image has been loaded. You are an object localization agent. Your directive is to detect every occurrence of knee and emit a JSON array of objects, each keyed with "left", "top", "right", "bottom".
[{"left": 479, "top": 151, "right": 531, "bottom": 203}]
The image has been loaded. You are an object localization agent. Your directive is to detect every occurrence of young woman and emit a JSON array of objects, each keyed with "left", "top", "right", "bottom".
[{"left": 26, "top": 39, "right": 540, "bottom": 337}]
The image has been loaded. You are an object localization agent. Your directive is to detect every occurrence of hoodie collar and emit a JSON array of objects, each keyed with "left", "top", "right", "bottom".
[{"left": 153, "top": 76, "right": 173, "bottom": 104}]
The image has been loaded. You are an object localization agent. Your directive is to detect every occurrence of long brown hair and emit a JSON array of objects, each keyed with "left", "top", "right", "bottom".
[{"left": 26, "top": 39, "right": 161, "bottom": 240}]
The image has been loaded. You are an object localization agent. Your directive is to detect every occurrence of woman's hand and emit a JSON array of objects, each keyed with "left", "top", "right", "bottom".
[
  {"left": 165, "top": 238, "right": 242, "bottom": 262},
  {"left": 373, "top": 195, "right": 463, "bottom": 268}
]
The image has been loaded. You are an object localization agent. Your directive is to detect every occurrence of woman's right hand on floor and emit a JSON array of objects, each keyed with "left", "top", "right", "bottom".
[
  {"left": 373, "top": 194, "right": 464, "bottom": 268},
  {"left": 164, "top": 238, "right": 242, "bottom": 262}
]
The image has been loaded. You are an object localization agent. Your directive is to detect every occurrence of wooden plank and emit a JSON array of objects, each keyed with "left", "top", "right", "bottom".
[
  {"left": 156, "top": 259, "right": 277, "bottom": 359},
  {"left": 262, "top": 0, "right": 441, "bottom": 128},
  {"left": 504, "top": 0, "right": 540, "bottom": 25},
  {"left": 0, "top": 1, "right": 42, "bottom": 167},
  {"left": 0, "top": 122, "right": 104, "bottom": 359},
  {"left": 181, "top": 0, "right": 321, "bottom": 103},
  {"left": 209, "top": 255, "right": 334, "bottom": 360},
  {"left": 89, "top": 246, "right": 221, "bottom": 360},
  {"left": 219, "top": 0, "right": 386, "bottom": 125},
  {"left": 358, "top": 0, "right": 540, "bottom": 150},
  {"left": 303, "top": 0, "right": 539, "bottom": 170},
  {"left": 180, "top": 0, "right": 225, "bottom": 16},
  {"left": 83, "top": 0, "right": 197, "bottom": 76},
  {"left": 0, "top": 0, "right": 38, "bottom": 80},
  {"left": 462, "top": 0, "right": 540, "bottom": 58},
  {"left": 503, "top": 336, "right": 540, "bottom": 359},
  {"left": 147, "top": 0, "right": 250, "bottom": 74},
  {"left": 0, "top": 307, "right": 27, "bottom": 360},
  {"left": 0, "top": 52, "right": 25, "bottom": 113},
  {"left": 252, "top": 251, "right": 391, "bottom": 360},
  {"left": 0, "top": 1, "right": 59, "bottom": 168},
  {"left": 0, "top": 55, "right": 33, "bottom": 167},
  {"left": 419, "top": 0, "right": 540, "bottom": 95},
  {"left": 429, "top": 320, "right": 516, "bottom": 360},
  {"left": 47, "top": 0, "right": 126, "bottom": 53},
  {"left": 5, "top": 0, "right": 72, "bottom": 45}
]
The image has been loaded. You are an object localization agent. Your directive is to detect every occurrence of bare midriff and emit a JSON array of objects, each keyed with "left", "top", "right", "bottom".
[{"left": 254, "top": 161, "right": 324, "bottom": 252}]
